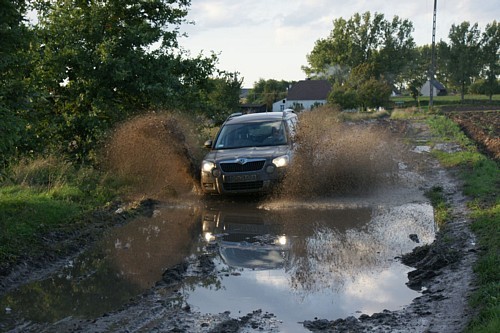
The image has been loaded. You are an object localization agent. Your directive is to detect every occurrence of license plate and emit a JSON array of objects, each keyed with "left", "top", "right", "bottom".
[{"left": 226, "top": 174, "right": 257, "bottom": 183}]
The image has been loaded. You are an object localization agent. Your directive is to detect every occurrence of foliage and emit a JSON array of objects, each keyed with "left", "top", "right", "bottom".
[
  {"left": 202, "top": 72, "right": 243, "bottom": 124},
  {"left": 25, "top": 0, "right": 220, "bottom": 162},
  {"left": 304, "top": 11, "right": 415, "bottom": 88},
  {"left": 0, "top": 0, "right": 31, "bottom": 166},
  {"left": 441, "top": 22, "right": 483, "bottom": 101},
  {"left": 245, "top": 79, "right": 292, "bottom": 112},
  {"left": 480, "top": 21, "right": 500, "bottom": 100},
  {"left": 328, "top": 63, "right": 392, "bottom": 110},
  {"left": 469, "top": 79, "right": 500, "bottom": 96}
]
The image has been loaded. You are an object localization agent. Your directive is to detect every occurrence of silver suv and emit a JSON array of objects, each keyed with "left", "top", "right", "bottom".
[{"left": 201, "top": 110, "right": 298, "bottom": 195}]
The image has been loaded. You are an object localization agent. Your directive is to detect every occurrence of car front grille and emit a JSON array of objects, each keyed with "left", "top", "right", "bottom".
[
  {"left": 223, "top": 181, "right": 264, "bottom": 191},
  {"left": 220, "top": 160, "right": 265, "bottom": 172}
]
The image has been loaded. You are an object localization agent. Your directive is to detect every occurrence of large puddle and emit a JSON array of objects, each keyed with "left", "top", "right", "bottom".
[{"left": 0, "top": 193, "right": 436, "bottom": 332}]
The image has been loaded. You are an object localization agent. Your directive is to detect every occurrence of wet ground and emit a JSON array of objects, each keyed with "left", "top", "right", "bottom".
[
  {"left": 0, "top": 119, "right": 477, "bottom": 332},
  {"left": 0, "top": 193, "right": 435, "bottom": 332}
]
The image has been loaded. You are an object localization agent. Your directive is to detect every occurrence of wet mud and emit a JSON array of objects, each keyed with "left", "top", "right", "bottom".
[{"left": 0, "top": 114, "right": 478, "bottom": 332}]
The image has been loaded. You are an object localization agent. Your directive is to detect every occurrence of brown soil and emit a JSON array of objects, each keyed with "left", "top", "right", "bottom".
[{"left": 448, "top": 110, "right": 500, "bottom": 161}]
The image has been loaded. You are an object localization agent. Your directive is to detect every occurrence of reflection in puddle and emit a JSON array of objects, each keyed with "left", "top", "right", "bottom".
[
  {"left": 0, "top": 200, "right": 435, "bottom": 332},
  {"left": 185, "top": 202, "right": 435, "bottom": 332},
  {"left": 0, "top": 206, "right": 201, "bottom": 326}
]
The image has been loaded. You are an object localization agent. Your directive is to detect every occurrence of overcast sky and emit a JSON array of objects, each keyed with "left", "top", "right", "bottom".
[{"left": 179, "top": 0, "right": 499, "bottom": 87}]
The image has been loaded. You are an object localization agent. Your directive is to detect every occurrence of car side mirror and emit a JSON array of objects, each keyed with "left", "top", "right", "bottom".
[{"left": 204, "top": 140, "right": 213, "bottom": 149}]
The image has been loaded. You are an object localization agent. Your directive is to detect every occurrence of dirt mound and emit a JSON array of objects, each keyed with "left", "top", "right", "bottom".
[{"left": 102, "top": 112, "right": 204, "bottom": 200}]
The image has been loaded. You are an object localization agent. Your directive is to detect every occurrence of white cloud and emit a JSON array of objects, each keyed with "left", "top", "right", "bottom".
[{"left": 181, "top": 0, "right": 499, "bottom": 86}]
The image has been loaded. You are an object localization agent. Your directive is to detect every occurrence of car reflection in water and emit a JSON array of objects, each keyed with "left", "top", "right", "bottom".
[
  {"left": 202, "top": 207, "right": 290, "bottom": 270},
  {"left": 188, "top": 200, "right": 435, "bottom": 323}
]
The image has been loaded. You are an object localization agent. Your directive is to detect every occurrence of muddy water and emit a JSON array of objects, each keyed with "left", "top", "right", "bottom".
[
  {"left": 185, "top": 198, "right": 435, "bottom": 332},
  {"left": 0, "top": 193, "right": 435, "bottom": 332}
]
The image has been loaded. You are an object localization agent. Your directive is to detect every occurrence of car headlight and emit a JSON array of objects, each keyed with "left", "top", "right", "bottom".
[
  {"left": 272, "top": 155, "right": 289, "bottom": 168},
  {"left": 202, "top": 160, "right": 215, "bottom": 173}
]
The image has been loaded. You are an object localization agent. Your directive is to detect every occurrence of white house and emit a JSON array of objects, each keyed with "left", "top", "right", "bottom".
[
  {"left": 420, "top": 79, "right": 447, "bottom": 97},
  {"left": 272, "top": 79, "right": 332, "bottom": 112}
]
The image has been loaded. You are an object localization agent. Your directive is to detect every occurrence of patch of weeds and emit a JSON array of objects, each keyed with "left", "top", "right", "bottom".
[
  {"left": 425, "top": 186, "right": 450, "bottom": 228},
  {"left": 427, "top": 115, "right": 475, "bottom": 148},
  {"left": 390, "top": 107, "right": 426, "bottom": 120}
]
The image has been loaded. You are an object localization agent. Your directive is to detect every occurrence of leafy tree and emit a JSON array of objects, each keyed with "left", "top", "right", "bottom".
[
  {"left": 304, "top": 12, "right": 415, "bottom": 88},
  {"left": 328, "top": 63, "right": 391, "bottom": 110},
  {"left": 245, "top": 79, "right": 291, "bottom": 111},
  {"left": 202, "top": 71, "right": 243, "bottom": 124},
  {"left": 375, "top": 16, "right": 416, "bottom": 87},
  {"left": 443, "top": 22, "right": 483, "bottom": 101},
  {"left": 405, "top": 46, "right": 430, "bottom": 103},
  {"left": 469, "top": 79, "right": 500, "bottom": 95},
  {"left": 30, "top": 0, "right": 217, "bottom": 162},
  {"left": 480, "top": 21, "right": 500, "bottom": 100},
  {"left": 0, "top": 0, "right": 31, "bottom": 166},
  {"left": 328, "top": 83, "right": 357, "bottom": 110}
]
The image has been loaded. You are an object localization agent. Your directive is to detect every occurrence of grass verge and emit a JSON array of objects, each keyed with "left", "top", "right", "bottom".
[
  {"left": 424, "top": 186, "right": 450, "bottom": 228},
  {"left": 426, "top": 115, "right": 499, "bottom": 333},
  {"left": 0, "top": 156, "right": 124, "bottom": 271}
]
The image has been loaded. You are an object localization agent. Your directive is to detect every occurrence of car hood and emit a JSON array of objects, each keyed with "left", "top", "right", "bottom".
[{"left": 205, "top": 145, "right": 290, "bottom": 161}]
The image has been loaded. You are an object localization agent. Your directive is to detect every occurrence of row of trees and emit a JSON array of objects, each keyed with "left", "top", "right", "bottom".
[
  {"left": 246, "top": 12, "right": 499, "bottom": 110},
  {"left": 305, "top": 12, "right": 499, "bottom": 109},
  {"left": 1, "top": 0, "right": 242, "bottom": 166}
]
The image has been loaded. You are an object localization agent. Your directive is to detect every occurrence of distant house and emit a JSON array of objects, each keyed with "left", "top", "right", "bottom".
[
  {"left": 272, "top": 79, "right": 332, "bottom": 112},
  {"left": 420, "top": 79, "right": 447, "bottom": 97}
]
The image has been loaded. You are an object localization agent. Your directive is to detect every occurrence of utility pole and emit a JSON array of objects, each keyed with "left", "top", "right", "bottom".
[{"left": 429, "top": 0, "right": 437, "bottom": 110}]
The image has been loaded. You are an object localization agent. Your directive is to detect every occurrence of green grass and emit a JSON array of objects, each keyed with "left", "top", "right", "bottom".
[
  {"left": 424, "top": 186, "right": 450, "bottom": 228},
  {"left": 0, "top": 186, "right": 83, "bottom": 261},
  {"left": 425, "top": 115, "right": 499, "bottom": 333},
  {"left": 0, "top": 156, "right": 124, "bottom": 267}
]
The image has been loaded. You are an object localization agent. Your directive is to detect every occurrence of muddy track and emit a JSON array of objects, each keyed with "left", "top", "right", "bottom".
[{"left": 0, "top": 119, "right": 478, "bottom": 333}]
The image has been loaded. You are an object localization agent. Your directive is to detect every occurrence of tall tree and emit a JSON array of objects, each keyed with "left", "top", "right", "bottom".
[
  {"left": 0, "top": 0, "right": 31, "bottom": 165},
  {"left": 375, "top": 16, "right": 416, "bottom": 87},
  {"left": 30, "top": 0, "right": 217, "bottom": 161},
  {"left": 481, "top": 21, "right": 500, "bottom": 100},
  {"left": 246, "top": 79, "right": 291, "bottom": 111},
  {"left": 445, "top": 22, "right": 483, "bottom": 101},
  {"left": 203, "top": 71, "right": 243, "bottom": 124},
  {"left": 304, "top": 12, "right": 415, "bottom": 88}
]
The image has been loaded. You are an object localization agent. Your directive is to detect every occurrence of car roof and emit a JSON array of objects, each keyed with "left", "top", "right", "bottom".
[{"left": 224, "top": 111, "right": 296, "bottom": 125}]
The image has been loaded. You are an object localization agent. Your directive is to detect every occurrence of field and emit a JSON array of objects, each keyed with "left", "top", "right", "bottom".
[{"left": 447, "top": 110, "right": 500, "bottom": 161}]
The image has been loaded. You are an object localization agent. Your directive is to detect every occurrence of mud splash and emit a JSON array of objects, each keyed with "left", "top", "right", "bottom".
[
  {"left": 279, "top": 110, "right": 402, "bottom": 198},
  {"left": 102, "top": 112, "right": 204, "bottom": 200}
]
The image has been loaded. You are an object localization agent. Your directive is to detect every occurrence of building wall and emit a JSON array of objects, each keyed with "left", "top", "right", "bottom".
[
  {"left": 272, "top": 99, "right": 326, "bottom": 112},
  {"left": 420, "top": 80, "right": 441, "bottom": 97}
]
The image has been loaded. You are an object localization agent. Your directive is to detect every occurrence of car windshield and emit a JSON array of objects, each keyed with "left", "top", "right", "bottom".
[{"left": 214, "top": 120, "right": 288, "bottom": 149}]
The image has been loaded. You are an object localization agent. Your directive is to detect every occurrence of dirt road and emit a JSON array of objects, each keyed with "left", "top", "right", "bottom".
[{"left": 0, "top": 119, "right": 477, "bottom": 333}]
